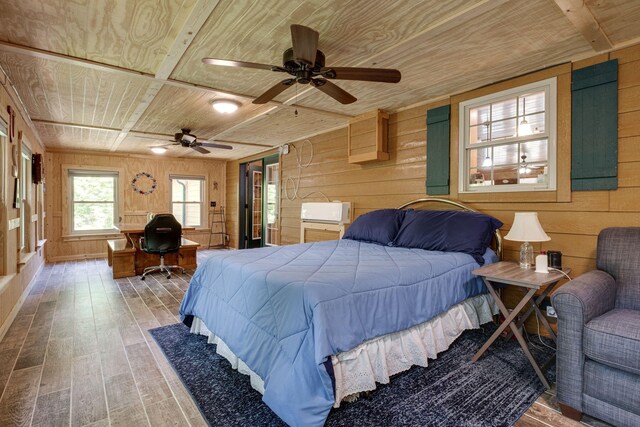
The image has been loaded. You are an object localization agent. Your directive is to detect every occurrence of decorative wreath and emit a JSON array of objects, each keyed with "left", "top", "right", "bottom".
[{"left": 131, "top": 172, "right": 157, "bottom": 195}]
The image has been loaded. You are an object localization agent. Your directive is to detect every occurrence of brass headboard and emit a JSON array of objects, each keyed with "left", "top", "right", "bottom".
[{"left": 397, "top": 197, "right": 503, "bottom": 260}]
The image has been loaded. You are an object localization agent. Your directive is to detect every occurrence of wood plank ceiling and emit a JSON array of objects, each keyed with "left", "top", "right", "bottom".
[{"left": 0, "top": 0, "right": 639, "bottom": 160}]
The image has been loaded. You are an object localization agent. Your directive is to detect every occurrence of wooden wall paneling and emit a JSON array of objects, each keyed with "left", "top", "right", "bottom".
[
  {"left": 45, "top": 151, "right": 225, "bottom": 261},
  {"left": 226, "top": 46, "right": 640, "bottom": 336},
  {"left": 0, "top": 78, "right": 46, "bottom": 341}
]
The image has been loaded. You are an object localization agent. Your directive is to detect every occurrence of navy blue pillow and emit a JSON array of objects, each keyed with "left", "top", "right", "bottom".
[
  {"left": 343, "top": 209, "right": 406, "bottom": 245},
  {"left": 392, "top": 210, "right": 503, "bottom": 264}
]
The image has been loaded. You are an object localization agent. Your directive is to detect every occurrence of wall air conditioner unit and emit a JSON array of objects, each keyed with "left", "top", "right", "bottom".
[{"left": 301, "top": 202, "right": 351, "bottom": 224}]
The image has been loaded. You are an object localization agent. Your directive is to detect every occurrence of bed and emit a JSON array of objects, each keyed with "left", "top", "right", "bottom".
[{"left": 179, "top": 198, "right": 503, "bottom": 426}]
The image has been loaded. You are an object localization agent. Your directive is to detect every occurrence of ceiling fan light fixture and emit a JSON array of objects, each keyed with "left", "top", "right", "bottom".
[
  {"left": 151, "top": 146, "right": 167, "bottom": 154},
  {"left": 212, "top": 99, "right": 241, "bottom": 113}
]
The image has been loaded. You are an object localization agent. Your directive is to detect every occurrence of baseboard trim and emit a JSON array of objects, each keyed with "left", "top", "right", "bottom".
[
  {"left": 0, "top": 257, "right": 45, "bottom": 342},
  {"left": 48, "top": 253, "right": 107, "bottom": 262}
]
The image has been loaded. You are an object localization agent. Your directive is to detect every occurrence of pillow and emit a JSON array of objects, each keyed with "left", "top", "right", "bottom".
[
  {"left": 392, "top": 210, "right": 503, "bottom": 264},
  {"left": 343, "top": 209, "right": 406, "bottom": 245}
]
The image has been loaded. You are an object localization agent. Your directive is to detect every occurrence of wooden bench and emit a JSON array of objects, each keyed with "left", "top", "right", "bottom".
[{"left": 107, "top": 239, "right": 136, "bottom": 279}]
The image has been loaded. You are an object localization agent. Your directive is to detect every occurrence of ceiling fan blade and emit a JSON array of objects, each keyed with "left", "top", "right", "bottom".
[
  {"left": 291, "top": 24, "right": 319, "bottom": 65},
  {"left": 253, "top": 79, "right": 295, "bottom": 104},
  {"left": 202, "top": 58, "right": 277, "bottom": 71},
  {"left": 321, "top": 67, "right": 401, "bottom": 83},
  {"left": 191, "top": 145, "right": 210, "bottom": 154},
  {"left": 200, "top": 142, "right": 233, "bottom": 150},
  {"left": 311, "top": 79, "right": 356, "bottom": 104}
]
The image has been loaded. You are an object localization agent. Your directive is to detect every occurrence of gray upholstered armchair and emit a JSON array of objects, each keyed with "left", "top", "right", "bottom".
[{"left": 551, "top": 227, "right": 640, "bottom": 427}]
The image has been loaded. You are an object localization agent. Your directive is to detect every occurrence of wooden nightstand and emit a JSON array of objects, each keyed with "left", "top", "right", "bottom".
[{"left": 471, "top": 261, "right": 570, "bottom": 389}]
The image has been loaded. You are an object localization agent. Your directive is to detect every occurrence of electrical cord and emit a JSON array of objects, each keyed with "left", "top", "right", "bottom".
[
  {"left": 548, "top": 267, "right": 572, "bottom": 281},
  {"left": 284, "top": 139, "right": 330, "bottom": 202},
  {"left": 534, "top": 310, "right": 557, "bottom": 351}
]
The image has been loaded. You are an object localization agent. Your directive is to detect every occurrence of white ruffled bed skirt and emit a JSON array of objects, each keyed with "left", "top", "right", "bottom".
[{"left": 190, "top": 293, "right": 498, "bottom": 407}]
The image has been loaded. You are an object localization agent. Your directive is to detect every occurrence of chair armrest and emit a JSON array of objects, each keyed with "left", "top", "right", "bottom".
[
  {"left": 551, "top": 270, "right": 616, "bottom": 412},
  {"left": 552, "top": 270, "right": 616, "bottom": 324}
]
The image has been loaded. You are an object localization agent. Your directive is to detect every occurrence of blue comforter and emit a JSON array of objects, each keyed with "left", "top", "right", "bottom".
[{"left": 179, "top": 239, "right": 497, "bottom": 426}]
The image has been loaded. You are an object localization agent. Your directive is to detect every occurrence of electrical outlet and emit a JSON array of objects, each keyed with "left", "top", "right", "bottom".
[
  {"left": 210, "top": 201, "right": 216, "bottom": 207},
  {"left": 546, "top": 305, "right": 557, "bottom": 318}
]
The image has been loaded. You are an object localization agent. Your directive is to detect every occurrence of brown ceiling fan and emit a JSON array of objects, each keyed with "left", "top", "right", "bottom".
[
  {"left": 146, "top": 129, "right": 233, "bottom": 154},
  {"left": 202, "top": 24, "right": 401, "bottom": 105},
  {"left": 170, "top": 129, "right": 233, "bottom": 154}
]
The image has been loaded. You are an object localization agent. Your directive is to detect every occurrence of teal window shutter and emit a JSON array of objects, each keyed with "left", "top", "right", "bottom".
[
  {"left": 571, "top": 59, "right": 618, "bottom": 191},
  {"left": 426, "top": 105, "right": 451, "bottom": 195}
]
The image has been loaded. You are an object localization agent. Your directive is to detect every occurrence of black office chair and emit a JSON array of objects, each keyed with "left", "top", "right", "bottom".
[{"left": 140, "top": 214, "right": 184, "bottom": 279}]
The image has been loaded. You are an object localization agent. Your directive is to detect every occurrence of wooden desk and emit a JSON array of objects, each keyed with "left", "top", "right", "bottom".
[{"left": 109, "top": 224, "right": 199, "bottom": 278}]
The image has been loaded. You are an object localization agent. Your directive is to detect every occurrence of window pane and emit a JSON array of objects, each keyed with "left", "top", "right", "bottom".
[
  {"left": 172, "top": 180, "right": 185, "bottom": 202},
  {"left": 74, "top": 202, "right": 114, "bottom": 230},
  {"left": 469, "top": 105, "right": 490, "bottom": 126},
  {"left": 172, "top": 203, "right": 185, "bottom": 224},
  {"left": 468, "top": 147, "right": 492, "bottom": 170},
  {"left": 492, "top": 98, "right": 517, "bottom": 121},
  {"left": 491, "top": 118, "right": 517, "bottom": 140},
  {"left": 172, "top": 203, "right": 201, "bottom": 227},
  {"left": 469, "top": 124, "right": 489, "bottom": 144},
  {"left": 521, "top": 139, "right": 548, "bottom": 163},
  {"left": 172, "top": 179, "right": 202, "bottom": 202},
  {"left": 518, "top": 162, "right": 548, "bottom": 184},
  {"left": 469, "top": 167, "right": 490, "bottom": 187},
  {"left": 493, "top": 164, "right": 518, "bottom": 186},
  {"left": 492, "top": 143, "right": 519, "bottom": 166},
  {"left": 522, "top": 112, "right": 545, "bottom": 134},
  {"left": 185, "top": 203, "right": 201, "bottom": 227},
  {"left": 73, "top": 176, "right": 115, "bottom": 202},
  {"left": 521, "top": 91, "right": 545, "bottom": 115}
]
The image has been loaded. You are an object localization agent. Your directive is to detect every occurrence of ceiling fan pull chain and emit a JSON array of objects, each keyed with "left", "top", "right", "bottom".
[{"left": 294, "top": 83, "right": 298, "bottom": 117}]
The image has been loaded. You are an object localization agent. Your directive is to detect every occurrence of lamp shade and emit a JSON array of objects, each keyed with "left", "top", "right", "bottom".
[{"left": 504, "top": 212, "right": 550, "bottom": 242}]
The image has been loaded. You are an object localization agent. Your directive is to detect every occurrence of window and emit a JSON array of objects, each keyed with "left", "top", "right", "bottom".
[
  {"left": 459, "top": 78, "right": 557, "bottom": 193},
  {"left": 20, "top": 145, "right": 31, "bottom": 250},
  {"left": 0, "top": 120, "right": 6, "bottom": 274},
  {"left": 69, "top": 170, "right": 118, "bottom": 233},
  {"left": 171, "top": 176, "right": 204, "bottom": 227},
  {"left": 264, "top": 160, "right": 279, "bottom": 246}
]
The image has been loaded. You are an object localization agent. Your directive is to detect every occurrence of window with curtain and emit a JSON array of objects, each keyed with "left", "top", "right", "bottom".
[
  {"left": 459, "top": 77, "right": 557, "bottom": 193},
  {"left": 69, "top": 170, "right": 118, "bottom": 232},
  {"left": 171, "top": 176, "right": 204, "bottom": 227}
]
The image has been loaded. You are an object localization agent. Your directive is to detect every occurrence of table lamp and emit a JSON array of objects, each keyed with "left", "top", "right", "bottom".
[{"left": 504, "top": 212, "right": 550, "bottom": 269}]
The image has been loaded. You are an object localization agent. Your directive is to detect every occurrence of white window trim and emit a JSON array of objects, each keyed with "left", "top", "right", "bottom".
[
  {"left": 458, "top": 77, "right": 557, "bottom": 194},
  {"left": 169, "top": 175, "right": 207, "bottom": 228},
  {"left": 20, "top": 144, "right": 32, "bottom": 251},
  {"left": 62, "top": 165, "right": 124, "bottom": 237},
  {"left": 0, "top": 120, "right": 7, "bottom": 275}
]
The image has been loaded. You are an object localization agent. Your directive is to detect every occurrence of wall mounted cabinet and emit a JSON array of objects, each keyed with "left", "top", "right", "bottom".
[{"left": 347, "top": 109, "right": 389, "bottom": 164}]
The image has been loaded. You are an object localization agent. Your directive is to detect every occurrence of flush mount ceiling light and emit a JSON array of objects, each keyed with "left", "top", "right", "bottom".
[
  {"left": 211, "top": 99, "right": 241, "bottom": 113},
  {"left": 151, "top": 146, "right": 167, "bottom": 154}
]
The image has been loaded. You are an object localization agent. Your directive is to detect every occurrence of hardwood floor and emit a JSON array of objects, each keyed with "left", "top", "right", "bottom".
[{"left": 0, "top": 252, "right": 612, "bottom": 426}]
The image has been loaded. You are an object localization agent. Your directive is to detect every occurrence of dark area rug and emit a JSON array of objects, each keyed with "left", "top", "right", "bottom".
[{"left": 150, "top": 323, "right": 555, "bottom": 427}]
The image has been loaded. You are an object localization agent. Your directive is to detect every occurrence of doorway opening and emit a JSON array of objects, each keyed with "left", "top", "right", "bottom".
[{"left": 239, "top": 154, "right": 279, "bottom": 249}]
